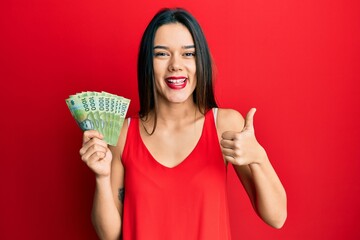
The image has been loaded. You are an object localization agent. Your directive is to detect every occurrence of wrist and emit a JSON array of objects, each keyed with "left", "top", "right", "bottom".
[
  {"left": 250, "top": 147, "right": 268, "bottom": 166},
  {"left": 95, "top": 175, "right": 111, "bottom": 185}
]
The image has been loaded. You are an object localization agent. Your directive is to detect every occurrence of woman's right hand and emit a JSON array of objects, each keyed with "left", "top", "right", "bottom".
[{"left": 79, "top": 130, "right": 112, "bottom": 178}]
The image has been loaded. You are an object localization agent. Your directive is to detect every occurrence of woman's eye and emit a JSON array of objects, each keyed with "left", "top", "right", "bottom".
[
  {"left": 184, "top": 52, "right": 196, "bottom": 57},
  {"left": 154, "top": 52, "right": 168, "bottom": 57}
]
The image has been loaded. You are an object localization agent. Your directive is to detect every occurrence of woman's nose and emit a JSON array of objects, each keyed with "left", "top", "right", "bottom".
[{"left": 168, "top": 55, "right": 182, "bottom": 72}]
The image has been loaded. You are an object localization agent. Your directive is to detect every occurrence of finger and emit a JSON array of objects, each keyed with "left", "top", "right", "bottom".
[
  {"left": 221, "top": 148, "right": 235, "bottom": 158},
  {"left": 244, "top": 108, "right": 256, "bottom": 130},
  {"left": 80, "top": 137, "right": 107, "bottom": 157},
  {"left": 80, "top": 138, "right": 107, "bottom": 157},
  {"left": 220, "top": 139, "right": 235, "bottom": 149},
  {"left": 80, "top": 138, "right": 107, "bottom": 158},
  {"left": 83, "top": 130, "right": 104, "bottom": 145},
  {"left": 87, "top": 151, "right": 107, "bottom": 164},
  {"left": 81, "top": 144, "right": 107, "bottom": 163},
  {"left": 221, "top": 131, "right": 238, "bottom": 141},
  {"left": 224, "top": 155, "right": 236, "bottom": 164},
  {"left": 222, "top": 148, "right": 237, "bottom": 164}
]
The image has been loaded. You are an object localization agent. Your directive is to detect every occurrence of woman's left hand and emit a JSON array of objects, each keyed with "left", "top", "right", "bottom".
[{"left": 220, "top": 108, "right": 267, "bottom": 166}]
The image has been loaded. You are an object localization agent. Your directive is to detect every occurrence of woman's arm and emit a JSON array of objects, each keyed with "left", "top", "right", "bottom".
[
  {"left": 80, "top": 120, "right": 129, "bottom": 239},
  {"left": 91, "top": 159, "right": 123, "bottom": 240},
  {"left": 217, "top": 108, "right": 287, "bottom": 228}
]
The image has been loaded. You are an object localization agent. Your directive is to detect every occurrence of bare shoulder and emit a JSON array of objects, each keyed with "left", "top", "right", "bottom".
[{"left": 217, "top": 108, "right": 245, "bottom": 133}]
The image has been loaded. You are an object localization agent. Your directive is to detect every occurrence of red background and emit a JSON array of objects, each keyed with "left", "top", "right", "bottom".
[{"left": 1, "top": 0, "right": 359, "bottom": 239}]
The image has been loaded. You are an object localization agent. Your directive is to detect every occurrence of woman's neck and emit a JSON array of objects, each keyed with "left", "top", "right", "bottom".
[
  {"left": 157, "top": 101, "right": 197, "bottom": 120},
  {"left": 142, "top": 100, "right": 203, "bottom": 131}
]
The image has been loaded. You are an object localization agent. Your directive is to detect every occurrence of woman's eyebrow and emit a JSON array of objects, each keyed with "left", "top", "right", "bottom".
[
  {"left": 153, "top": 45, "right": 195, "bottom": 50},
  {"left": 153, "top": 45, "right": 168, "bottom": 50},
  {"left": 182, "top": 45, "right": 195, "bottom": 49}
]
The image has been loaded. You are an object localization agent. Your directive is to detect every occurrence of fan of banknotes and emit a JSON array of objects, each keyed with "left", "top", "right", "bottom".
[{"left": 65, "top": 91, "right": 130, "bottom": 146}]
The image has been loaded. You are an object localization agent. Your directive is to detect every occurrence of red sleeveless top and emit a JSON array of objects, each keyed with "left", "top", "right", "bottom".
[{"left": 121, "top": 109, "right": 232, "bottom": 240}]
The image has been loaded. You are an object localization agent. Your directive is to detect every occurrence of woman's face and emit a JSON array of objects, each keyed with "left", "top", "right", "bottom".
[{"left": 152, "top": 23, "right": 197, "bottom": 105}]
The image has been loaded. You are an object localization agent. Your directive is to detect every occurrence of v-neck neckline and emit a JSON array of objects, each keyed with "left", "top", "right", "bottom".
[{"left": 137, "top": 112, "right": 208, "bottom": 170}]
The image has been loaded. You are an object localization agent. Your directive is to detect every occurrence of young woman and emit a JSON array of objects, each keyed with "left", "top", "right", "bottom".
[{"left": 79, "top": 8, "right": 287, "bottom": 240}]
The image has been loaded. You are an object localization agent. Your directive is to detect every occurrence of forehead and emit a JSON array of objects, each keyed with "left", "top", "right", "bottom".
[{"left": 154, "top": 23, "right": 194, "bottom": 46}]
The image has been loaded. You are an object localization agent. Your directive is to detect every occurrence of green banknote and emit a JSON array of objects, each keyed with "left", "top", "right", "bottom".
[{"left": 66, "top": 91, "right": 130, "bottom": 146}]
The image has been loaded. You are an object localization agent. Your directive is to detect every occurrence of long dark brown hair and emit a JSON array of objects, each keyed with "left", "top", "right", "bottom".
[{"left": 137, "top": 8, "right": 217, "bottom": 134}]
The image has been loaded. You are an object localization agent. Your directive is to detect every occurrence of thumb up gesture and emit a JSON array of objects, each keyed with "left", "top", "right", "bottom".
[{"left": 220, "top": 108, "right": 266, "bottom": 166}]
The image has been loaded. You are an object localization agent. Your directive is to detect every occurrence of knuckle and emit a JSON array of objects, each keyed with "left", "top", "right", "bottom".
[
  {"left": 234, "top": 149, "right": 242, "bottom": 157},
  {"left": 83, "top": 130, "right": 91, "bottom": 138},
  {"left": 234, "top": 133, "right": 242, "bottom": 140},
  {"left": 91, "top": 144, "right": 98, "bottom": 151},
  {"left": 92, "top": 137, "right": 103, "bottom": 145},
  {"left": 89, "top": 138, "right": 97, "bottom": 146},
  {"left": 235, "top": 159, "right": 244, "bottom": 166},
  {"left": 234, "top": 141, "right": 241, "bottom": 149},
  {"left": 85, "top": 160, "right": 92, "bottom": 167}
]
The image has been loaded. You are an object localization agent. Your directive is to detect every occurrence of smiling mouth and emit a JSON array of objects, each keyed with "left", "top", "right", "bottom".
[
  {"left": 165, "top": 77, "right": 188, "bottom": 89},
  {"left": 167, "top": 78, "right": 186, "bottom": 84}
]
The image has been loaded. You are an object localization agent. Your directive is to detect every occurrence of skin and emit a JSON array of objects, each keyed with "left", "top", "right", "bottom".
[{"left": 79, "top": 22, "right": 287, "bottom": 240}]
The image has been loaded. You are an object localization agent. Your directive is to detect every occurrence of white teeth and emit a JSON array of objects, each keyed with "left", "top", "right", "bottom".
[{"left": 167, "top": 78, "right": 186, "bottom": 84}]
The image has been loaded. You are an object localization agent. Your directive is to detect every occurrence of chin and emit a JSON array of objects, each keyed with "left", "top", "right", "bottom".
[{"left": 166, "top": 94, "right": 193, "bottom": 104}]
